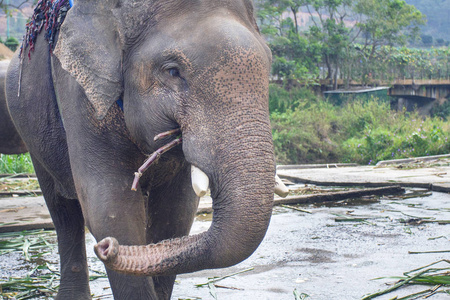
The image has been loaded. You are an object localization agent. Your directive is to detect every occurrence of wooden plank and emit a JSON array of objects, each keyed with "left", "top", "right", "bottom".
[{"left": 274, "top": 186, "right": 404, "bottom": 205}]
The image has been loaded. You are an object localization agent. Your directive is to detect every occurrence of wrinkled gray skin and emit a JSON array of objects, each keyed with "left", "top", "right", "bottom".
[
  {"left": 0, "top": 60, "right": 27, "bottom": 154},
  {"left": 6, "top": 0, "right": 274, "bottom": 299}
]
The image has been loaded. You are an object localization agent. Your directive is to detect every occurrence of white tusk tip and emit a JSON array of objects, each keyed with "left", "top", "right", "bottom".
[
  {"left": 191, "top": 165, "right": 210, "bottom": 197},
  {"left": 274, "top": 174, "right": 289, "bottom": 198}
]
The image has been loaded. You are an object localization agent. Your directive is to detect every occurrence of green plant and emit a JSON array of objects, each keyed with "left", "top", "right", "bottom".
[
  {"left": 431, "top": 101, "right": 450, "bottom": 121},
  {"left": 0, "top": 229, "right": 107, "bottom": 299},
  {"left": 271, "top": 99, "right": 341, "bottom": 164},
  {"left": 362, "top": 260, "right": 450, "bottom": 300},
  {"left": 342, "top": 109, "right": 450, "bottom": 164},
  {"left": 0, "top": 154, "right": 35, "bottom": 174},
  {"left": 270, "top": 89, "right": 450, "bottom": 165},
  {"left": 269, "top": 84, "right": 317, "bottom": 113}
]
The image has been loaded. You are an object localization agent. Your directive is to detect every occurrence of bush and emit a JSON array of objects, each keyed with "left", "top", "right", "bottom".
[
  {"left": 430, "top": 101, "right": 450, "bottom": 121},
  {"left": 270, "top": 90, "right": 450, "bottom": 165},
  {"left": 269, "top": 84, "right": 317, "bottom": 113},
  {"left": 271, "top": 100, "right": 341, "bottom": 164},
  {"left": 5, "top": 36, "right": 19, "bottom": 52},
  {"left": 343, "top": 116, "right": 450, "bottom": 165}
]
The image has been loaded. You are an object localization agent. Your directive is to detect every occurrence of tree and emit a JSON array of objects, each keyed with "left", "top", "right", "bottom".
[
  {"left": 421, "top": 34, "right": 433, "bottom": 46},
  {"left": 5, "top": 36, "right": 19, "bottom": 51},
  {"left": 354, "top": 0, "right": 425, "bottom": 54},
  {"left": 350, "top": 0, "right": 425, "bottom": 83},
  {"left": 406, "top": 0, "right": 450, "bottom": 41},
  {"left": 256, "top": 0, "right": 311, "bottom": 37},
  {"left": 303, "top": 0, "right": 355, "bottom": 88},
  {"left": 256, "top": 0, "right": 322, "bottom": 84},
  {"left": 0, "top": 0, "right": 35, "bottom": 41},
  {"left": 279, "top": 0, "right": 307, "bottom": 34},
  {"left": 0, "top": 0, "right": 33, "bottom": 13},
  {"left": 255, "top": 0, "right": 427, "bottom": 87}
]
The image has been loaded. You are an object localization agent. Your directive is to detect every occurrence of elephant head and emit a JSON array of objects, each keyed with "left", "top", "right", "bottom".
[{"left": 55, "top": 0, "right": 278, "bottom": 276}]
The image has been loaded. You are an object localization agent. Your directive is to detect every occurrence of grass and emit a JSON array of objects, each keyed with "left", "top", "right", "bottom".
[
  {"left": 0, "top": 177, "right": 40, "bottom": 193},
  {"left": 194, "top": 267, "right": 254, "bottom": 300},
  {"left": 0, "top": 229, "right": 56, "bottom": 259},
  {"left": 0, "top": 154, "right": 34, "bottom": 174},
  {"left": 0, "top": 229, "right": 59, "bottom": 299},
  {"left": 195, "top": 267, "right": 254, "bottom": 287},
  {"left": 293, "top": 289, "right": 310, "bottom": 299},
  {"left": 362, "top": 260, "right": 450, "bottom": 299},
  {"left": 1, "top": 264, "right": 60, "bottom": 299},
  {"left": 0, "top": 229, "right": 107, "bottom": 300}
]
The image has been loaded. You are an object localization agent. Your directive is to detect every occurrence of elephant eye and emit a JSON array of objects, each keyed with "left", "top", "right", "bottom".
[{"left": 168, "top": 68, "right": 181, "bottom": 78}]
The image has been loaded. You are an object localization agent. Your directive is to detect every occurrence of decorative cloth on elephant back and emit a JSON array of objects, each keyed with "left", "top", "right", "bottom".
[{"left": 19, "top": 0, "right": 72, "bottom": 59}]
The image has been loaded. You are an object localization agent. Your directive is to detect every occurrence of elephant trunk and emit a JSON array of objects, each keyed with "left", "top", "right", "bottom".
[{"left": 94, "top": 120, "right": 275, "bottom": 276}]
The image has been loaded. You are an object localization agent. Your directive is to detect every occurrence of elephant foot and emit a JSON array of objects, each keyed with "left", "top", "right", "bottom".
[{"left": 55, "top": 285, "right": 91, "bottom": 300}]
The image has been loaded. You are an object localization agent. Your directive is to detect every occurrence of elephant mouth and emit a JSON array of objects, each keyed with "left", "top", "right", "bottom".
[
  {"left": 131, "top": 128, "right": 182, "bottom": 191},
  {"left": 130, "top": 128, "right": 289, "bottom": 198}
]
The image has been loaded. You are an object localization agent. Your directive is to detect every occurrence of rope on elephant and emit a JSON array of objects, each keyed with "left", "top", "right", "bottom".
[{"left": 19, "top": 0, "right": 72, "bottom": 59}]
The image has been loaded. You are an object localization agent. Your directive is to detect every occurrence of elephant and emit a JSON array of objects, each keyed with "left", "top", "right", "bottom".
[
  {"left": 0, "top": 60, "right": 27, "bottom": 154},
  {"left": 5, "top": 0, "right": 286, "bottom": 299}
]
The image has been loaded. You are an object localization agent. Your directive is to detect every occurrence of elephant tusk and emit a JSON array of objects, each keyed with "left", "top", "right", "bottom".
[
  {"left": 191, "top": 165, "right": 209, "bottom": 197},
  {"left": 274, "top": 175, "right": 289, "bottom": 198}
]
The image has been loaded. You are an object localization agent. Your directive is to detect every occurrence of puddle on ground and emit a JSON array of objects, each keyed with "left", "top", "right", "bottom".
[{"left": 1, "top": 189, "right": 449, "bottom": 300}]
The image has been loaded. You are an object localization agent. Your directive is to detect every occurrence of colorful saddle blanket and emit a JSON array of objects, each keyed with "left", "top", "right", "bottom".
[{"left": 20, "top": 0, "right": 72, "bottom": 59}]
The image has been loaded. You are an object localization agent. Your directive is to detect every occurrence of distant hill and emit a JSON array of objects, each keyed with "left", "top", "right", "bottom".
[{"left": 405, "top": 0, "right": 450, "bottom": 42}]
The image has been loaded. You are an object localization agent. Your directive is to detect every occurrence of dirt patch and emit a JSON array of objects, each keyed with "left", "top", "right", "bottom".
[{"left": 0, "top": 43, "right": 14, "bottom": 60}]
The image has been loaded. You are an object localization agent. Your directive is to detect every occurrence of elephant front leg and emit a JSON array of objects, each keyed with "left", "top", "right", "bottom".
[
  {"left": 75, "top": 170, "right": 158, "bottom": 299},
  {"left": 52, "top": 56, "right": 160, "bottom": 298},
  {"left": 32, "top": 160, "right": 91, "bottom": 300},
  {"left": 146, "top": 163, "right": 200, "bottom": 299}
]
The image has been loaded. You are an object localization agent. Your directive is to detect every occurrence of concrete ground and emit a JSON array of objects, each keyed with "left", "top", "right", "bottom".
[
  {"left": 0, "top": 157, "right": 449, "bottom": 299},
  {"left": 277, "top": 157, "right": 450, "bottom": 192},
  {"left": 2, "top": 189, "right": 448, "bottom": 300},
  {"left": 172, "top": 191, "right": 450, "bottom": 300}
]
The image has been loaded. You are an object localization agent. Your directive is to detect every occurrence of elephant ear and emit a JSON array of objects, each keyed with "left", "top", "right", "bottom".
[
  {"left": 53, "top": 0, "right": 123, "bottom": 119},
  {"left": 243, "top": 0, "right": 260, "bottom": 33}
]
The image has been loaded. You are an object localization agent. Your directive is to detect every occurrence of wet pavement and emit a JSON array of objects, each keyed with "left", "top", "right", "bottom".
[
  {"left": 1, "top": 158, "right": 449, "bottom": 299},
  {"left": 277, "top": 160, "right": 450, "bottom": 192},
  {"left": 1, "top": 189, "right": 449, "bottom": 299},
  {"left": 172, "top": 190, "right": 450, "bottom": 300}
]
